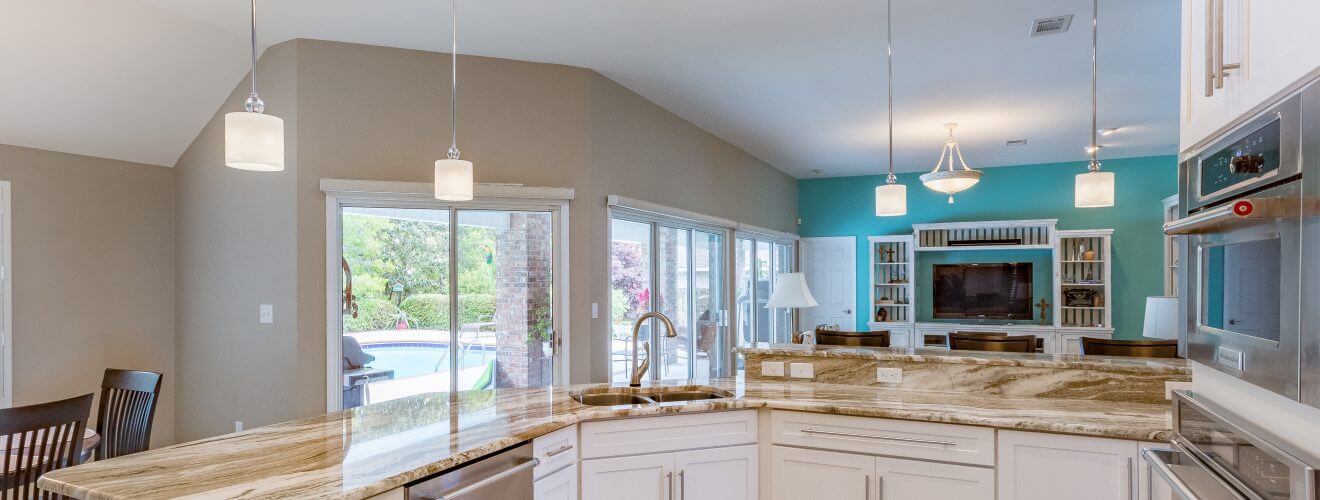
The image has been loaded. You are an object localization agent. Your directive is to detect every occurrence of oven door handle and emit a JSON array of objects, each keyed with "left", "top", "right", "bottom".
[
  {"left": 1142, "top": 448, "right": 1203, "bottom": 500},
  {"left": 1165, "top": 205, "right": 1235, "bottom": 235}
]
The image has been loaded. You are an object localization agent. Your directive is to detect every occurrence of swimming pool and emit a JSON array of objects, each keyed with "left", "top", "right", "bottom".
[{"left": 362, "top": 342, "right": 493, "bottom": 379}]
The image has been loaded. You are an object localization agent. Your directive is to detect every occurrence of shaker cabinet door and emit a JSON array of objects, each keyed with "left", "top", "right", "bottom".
[{"left": 770, "top": 446, "right": 873, "bottom": 500}]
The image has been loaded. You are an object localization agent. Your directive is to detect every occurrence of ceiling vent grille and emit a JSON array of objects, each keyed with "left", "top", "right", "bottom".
[{"left": 1030, "top": 15, "right": 1073, "bottom": 37}]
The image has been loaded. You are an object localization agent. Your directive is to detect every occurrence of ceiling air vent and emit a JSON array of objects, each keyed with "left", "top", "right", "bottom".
[
  {"left": 1030, "top": 15, "right": 1073, "bottom": 37},
  {"left": 1006, "top": 139, "right": 1028, "bottom": 146}
]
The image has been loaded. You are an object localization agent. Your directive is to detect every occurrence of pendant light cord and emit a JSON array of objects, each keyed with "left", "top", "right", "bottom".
[
  {"left": 885, "top": 0, "right": 896, "bottom": 185},
  {"left": 448, "top": 0, "right": 460, "bottom": 159},
  {"left": 249, "top": 0, "right": 258, "bottom": 97},
  {"left": 1088, "top": 0, "right": 1100, "bottom": 172}
]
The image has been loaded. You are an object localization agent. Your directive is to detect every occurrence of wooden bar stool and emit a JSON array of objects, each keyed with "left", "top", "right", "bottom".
[
  {"left": 1080, "top": 337, "right": 1179, "bottom": 358},
  {"left": 814, "top": 329, "right": 890, "bottom": 347},
  {"left": 949, "top": 332, "right": 1036, "bottom": 353}
]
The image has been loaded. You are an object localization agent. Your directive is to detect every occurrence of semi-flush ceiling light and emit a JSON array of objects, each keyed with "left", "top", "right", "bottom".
[
  {"left": 874, "top": 0, "right": 906, "bottom": 217},
  {"left": 224, "top": 0, "right": 284, "bottom": 171},
  {"left": 1076, "top": 0, "right": 1115, "bottom": 208},
  {"left": 434, "top": 0, "right": 474, "bottom": 201},
  {"left": 919, "top": 123, "right": 982, "bottom": 204}
]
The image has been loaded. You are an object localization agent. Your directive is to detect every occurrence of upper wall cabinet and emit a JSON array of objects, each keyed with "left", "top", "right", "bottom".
[{"left": 1181, "top": 0, "right": 1320, "bottom": 152}]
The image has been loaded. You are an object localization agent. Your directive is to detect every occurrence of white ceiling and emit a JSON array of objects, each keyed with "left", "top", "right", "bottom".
[{"left": 0, "top": 0, "right": 1178, "bottom": 176}]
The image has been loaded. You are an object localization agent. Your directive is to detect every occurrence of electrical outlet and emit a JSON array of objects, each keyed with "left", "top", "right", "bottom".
[
  {"left": 234, "top": 421, "right": 244, "bottom": 432},
  {"left": 259, "top": 304, "right": 273, "bottom": 324},
  {"left": 877, "top": 367, "right": 903, "bottom": 384},
  {"left": 761, "top": 361, "right": 785, "bottom": 377},
  {"left": 789, "top": 362, "right": 814, "bottom": 379}
]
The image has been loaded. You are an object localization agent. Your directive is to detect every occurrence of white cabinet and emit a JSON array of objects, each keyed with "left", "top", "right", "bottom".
[
  {"left": 771, "top": 445, "right": 993, "bottom": 500},
  {"left": 875, "top": 456, "right": 994, "bottom": 500},
  {"left": 771, "top": 446, "right": 873, "bottom": 500},
  {"left": 1181, "top": 0, "right": 1320, "bottom": 152},
  {"left": 998, "top": 430, "right": 1140, "bottom": 500},
  {"left": 533, "top": 464, "right": 578, "bottom": 500},
  {"left": 581, "top": 452, "right": 672, "bottom": 500},
  {"left": 674, "top": 445, "right": 758, "bottom": 500}
]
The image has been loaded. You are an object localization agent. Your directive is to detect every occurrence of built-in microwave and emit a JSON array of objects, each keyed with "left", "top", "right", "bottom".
[{"left": 1167, "top": 80, "right": 1318, "bottom": 408}]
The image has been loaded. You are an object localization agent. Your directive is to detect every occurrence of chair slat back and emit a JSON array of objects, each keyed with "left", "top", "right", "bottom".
[
  {"left": 1080, "top": 337, "right": 1180, "bottom": 358},
  {"left": 0, "top": 393, "right": 93, "bottom": 500},
  {"left": 949, "top": 332, "right": 1037, "bottom": 353},
  {"left": 95, "top": 369, "right": 162, "bottom": 461}
]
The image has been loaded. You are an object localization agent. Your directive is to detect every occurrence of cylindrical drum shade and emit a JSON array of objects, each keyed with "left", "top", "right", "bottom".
[
  {"left": 434, "top": 158, "right": 474, "bottom": 201},
  {"left": 1075, "top": 171, "right": 1115, "bottom": 207},
  {"left": 875, "top": 183, "right": 907, "bottom": 216},
  {"left": 224, "top": 111, "right": 285, "bottom": 171}
]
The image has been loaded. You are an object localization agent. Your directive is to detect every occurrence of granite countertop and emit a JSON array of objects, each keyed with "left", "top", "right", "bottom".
[
  {"left": 39, "top": 377, "right": 1173, "bottom": 500},
  {"left": 737, "top": 343, "right": 1191, "bottom": 375}
]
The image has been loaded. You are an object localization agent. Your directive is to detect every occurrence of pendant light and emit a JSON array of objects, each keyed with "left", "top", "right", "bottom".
[
  {"left": 919, "top": 123, "right": 982, "bottom": 203},
  {"left": 874, "top": 0, "right": 907, "bottom": 217},
  {"left": 224, "top": 0, "right": 284, "bottom": 171},
  {"left": 1075, "top": 0, "right": 1115, "bottom": 208},
  {"left": 434, "top": 0, "right": 474, "bottom": 201}
]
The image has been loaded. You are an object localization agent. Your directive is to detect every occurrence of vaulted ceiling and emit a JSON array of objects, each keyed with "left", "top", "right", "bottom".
[{"left": 0, "top": 0, "right": 1178, "bottom": 176}]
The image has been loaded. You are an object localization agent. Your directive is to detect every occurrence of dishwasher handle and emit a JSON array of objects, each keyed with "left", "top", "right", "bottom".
[
  {"left": 426, "top": 457, "right": 540, "bottom": 500},
  {"left": 1143, "top": 448, "right": 1201, "bottom": 500}
]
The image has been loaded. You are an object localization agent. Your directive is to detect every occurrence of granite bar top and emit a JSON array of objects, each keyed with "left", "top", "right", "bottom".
[
  {"left": 738, "top": 343, "right": 1191, "bottom": 375},
  {"left": 39, "top": 378, "right": 1173, "bottom": 500}
]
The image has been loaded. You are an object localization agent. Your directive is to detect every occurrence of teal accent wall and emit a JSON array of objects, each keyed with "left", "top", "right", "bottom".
[
  {"left": 798, "top": 155, "right": 1177, "bottom": 338},
  {"left": 914, "top": 250, "right": 1053, "bottom": 324}
]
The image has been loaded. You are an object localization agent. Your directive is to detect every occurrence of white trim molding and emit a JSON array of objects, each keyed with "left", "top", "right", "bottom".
[
  {"left": 0, "top": 182, "right": 11, "bottom": 408},
  {"left": 321, "top": 179, "right": 574, "bottom": 201},
  {"left": 607, "top": 194, "right": 797, "bottom": 240}
]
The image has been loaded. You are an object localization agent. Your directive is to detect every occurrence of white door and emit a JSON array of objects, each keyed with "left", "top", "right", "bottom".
[
  {"left": 875, "top": 457, "right": 994, "bottom": 500},
  {"left": 1180, "top": 0, "right": 1239, "bottom": 151},
  {"left": 771, "top": 446, "right": 873, "bottom": 500},
  {"left": 533, "top": 464, "right": 577, "bottom": 500},
  {"left": 581, "top": 453, "right": 673, "bottom": 500},
  {"left": 997, "top": 431, "right": 1137, "bottom": 500},
  {"left": 674, "top": 445, "right": 757, "bottom": 500},
  {"left": 799, "top": 237, "right": 856, "bottom": 331}
]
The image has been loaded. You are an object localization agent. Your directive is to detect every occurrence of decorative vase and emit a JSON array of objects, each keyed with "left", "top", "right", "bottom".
[{"left": 876, "top": 307, "right": 888, "bottom": 322}]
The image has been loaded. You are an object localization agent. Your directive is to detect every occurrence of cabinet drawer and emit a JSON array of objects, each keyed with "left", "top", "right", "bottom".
[
  {"left": 532, "top": 424, "right": 578, "bottom": 479},
  {"left": 770, "top": 410, "right": 995, "bottom": 466},
  {"left": 580, "top": 410, "right": 757, "bottom": 459}
]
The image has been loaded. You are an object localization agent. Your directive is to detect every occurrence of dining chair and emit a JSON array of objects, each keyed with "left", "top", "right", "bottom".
[
  {"left": 949, "top": 332, "right": 1036, "bottom": 353},
  {"left": 94, "top": 369, "right": 163, "bottom": 461},
  {"left": 0, "top": 393, "right": 94, "bottom": 500},
  {"left": 1080, "top": 337, "right": 1180, "bottom": 358}
]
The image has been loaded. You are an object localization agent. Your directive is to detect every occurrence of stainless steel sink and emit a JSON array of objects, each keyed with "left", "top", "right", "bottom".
[
  {"left": 572, "top": 393, "right": 655, "bottom": 406},
  {"left": 571, "top": 386, "right": 733, "bottom": 406},
  {"left": 644, "top": 390, "right": 731, "bottom": 403}
]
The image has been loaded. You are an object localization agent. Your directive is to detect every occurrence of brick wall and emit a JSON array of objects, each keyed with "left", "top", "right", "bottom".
[{"left": 493, "top": 212, "right": 553, "bottom": 388}]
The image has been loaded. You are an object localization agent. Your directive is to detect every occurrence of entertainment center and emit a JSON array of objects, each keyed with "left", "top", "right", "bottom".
[{"left": 867, "top": 219, "right": 1114, "bottom": 354}]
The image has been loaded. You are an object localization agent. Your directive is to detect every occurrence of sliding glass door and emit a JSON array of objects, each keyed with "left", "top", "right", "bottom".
[
  {"left": 610, "top": 216, "right": 727, "bottom": 383},
  {"left": 735, "top": 235, "right": 795, "bottom": 345},
  {"left": 339, "top": 206, "right": 557, "bottom": 409}
]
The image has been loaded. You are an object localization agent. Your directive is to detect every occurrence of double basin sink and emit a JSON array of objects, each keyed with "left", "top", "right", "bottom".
[{"left": 571, "top": 386, "right": 733, "bottom": 407}]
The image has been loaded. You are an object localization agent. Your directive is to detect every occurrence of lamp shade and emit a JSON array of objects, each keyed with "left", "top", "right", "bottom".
[
  {"left": 764, "top": 273, "right": 819, "bottom": 309},
  {"left": 224, "top": 111, "right": 285, "bottom": 171},
  {"left": 1142, "top": 296, "right": 1179, "bottom": 340},
  {"left": 1075, "top": 170, "right": 1115, "bottom": 208},
  {"left": 434, "top": 158, "right": 474, "bottom": 201},
  {"left": 875, "top": 183, "right": 907, "bottom": 216}
]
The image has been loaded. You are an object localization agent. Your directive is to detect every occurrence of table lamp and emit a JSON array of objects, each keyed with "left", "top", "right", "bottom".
[
  {"left": 765, "top": 273, "right": 819, "bottom": 344},
  {"left": 1142, "top": 296, "right": 1179, "bottom": 340}
]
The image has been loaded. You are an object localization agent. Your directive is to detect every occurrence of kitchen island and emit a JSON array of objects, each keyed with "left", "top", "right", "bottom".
[{"left": 39, "top": 368, "right": 1176, "bottom": 499}]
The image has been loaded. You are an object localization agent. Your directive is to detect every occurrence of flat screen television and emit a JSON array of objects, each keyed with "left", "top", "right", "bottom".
[{"left": 932, "top": 263, "right": 1033, "bottom": 319}]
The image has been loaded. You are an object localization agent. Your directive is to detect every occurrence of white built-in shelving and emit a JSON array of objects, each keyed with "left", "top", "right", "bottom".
[
  {"left": 1054, "top": 229, "right": 1114, "bottom": 329},
  {"left": 867, "top": 235, "right": 914, "bottom": 326}
]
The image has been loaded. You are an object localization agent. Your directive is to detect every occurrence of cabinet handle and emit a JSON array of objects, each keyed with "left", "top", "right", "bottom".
[
  {"left": 544, "top": 444, "right": 574, "bottom": 458},
  {"left": 678, "top": 470, "right": 685, "bottom": 500},
  {"left": 1126, "top": 457, "right": 1135, "bottom": 500},
  {"left": 666, "top": 470, "right": 673, "bottom": 500},
  {"left": 800, "top": 428, "right": 957, "bottom": 447},
  {"left": 1205, "top": 0, "right": 1215, "bottom": 96},
  {"left": 1214, "top": 0, "right": 1241, "bottom": 90}
]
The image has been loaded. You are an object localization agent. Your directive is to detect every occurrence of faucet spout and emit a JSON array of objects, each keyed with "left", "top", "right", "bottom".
[{"left": 629, "top": 311, "right": 677, "bottom": 387}]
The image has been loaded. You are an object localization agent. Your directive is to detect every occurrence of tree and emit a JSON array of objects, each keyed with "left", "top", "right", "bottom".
[{"left": 610, "top": 241, "right": 649, "bottom": 321}]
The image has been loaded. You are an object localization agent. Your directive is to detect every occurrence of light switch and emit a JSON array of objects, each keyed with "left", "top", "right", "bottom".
[
  {"left": 761, "top": 361, "right": 785, "bottom": 377},
  {"left": 259, "top": 304, "right": 273, "bottom": 324},
  {"left": 789, "top": 362, "right": 814, "bottom": 379},
  {"left": 877, "top": 367, "right": 903, "bottom": 384},
  {"left": 591, "top": 303, "right": 599, "bottom": 319}
]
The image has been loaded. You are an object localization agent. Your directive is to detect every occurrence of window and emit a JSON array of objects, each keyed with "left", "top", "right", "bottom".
[{"left": 735, "top": 234, "right": 796, "bottom": 347}]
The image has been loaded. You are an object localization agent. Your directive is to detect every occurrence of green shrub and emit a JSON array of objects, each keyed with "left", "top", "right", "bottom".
[
  {"left": 344, "top": 297, "right": 400, "bottom": 333},
  {"left": 396, "top": 293, "right": 500, "bottom": 330}
]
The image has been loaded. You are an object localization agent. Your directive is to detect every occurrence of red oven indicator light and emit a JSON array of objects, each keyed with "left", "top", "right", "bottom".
[{"left": 1233, "top": 200, "right": 1254, "bottom": 216}]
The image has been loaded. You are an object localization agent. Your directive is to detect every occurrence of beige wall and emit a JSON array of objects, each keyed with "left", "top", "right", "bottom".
[
  {"left": 173, "top": 42, "right": 300, "bottom": 441},
  {"left": 174, "top": 39, "right": 797, "bottom": 440},
  {"left": 0, "top": 143, "right": 175, "bottom": 447}
]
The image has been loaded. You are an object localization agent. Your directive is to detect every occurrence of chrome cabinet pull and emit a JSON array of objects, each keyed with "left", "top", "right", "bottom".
[
  {"left": 1142, "top": 448, "right": 1206, "bottom": 500},
  {"left": 678, "top": 470, "right": 685, "bottom": 500},
  {"left": 433, "top": 458, "right": 539, "bottom": 500},
  {"left": 666, "top": 470, "right": 673, "bottom": 500},
  {"left": 1213, "top": 0, "right": 1241, "bottom": 90},
  {"left": 544, "top": 444, "right": 574, "bottom": 458},
  {"left": 1205, "top": 0, "right": 1215, "bottom": 96},
  {"left": 1127, "top": 457, "right": 1135, "bottom": 500},
  {"left": 800, "top": 428, "right": 957, "bottom": 447}
]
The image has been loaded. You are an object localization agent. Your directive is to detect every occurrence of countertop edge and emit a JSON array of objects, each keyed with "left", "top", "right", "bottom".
[{"left": 737, "top": 346, "right": 1192, "bottom": 375}]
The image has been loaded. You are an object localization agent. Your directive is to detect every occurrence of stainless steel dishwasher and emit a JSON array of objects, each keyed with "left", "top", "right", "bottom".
[{"left": 406, "top": 443, "right": 538, "bottom": 500}]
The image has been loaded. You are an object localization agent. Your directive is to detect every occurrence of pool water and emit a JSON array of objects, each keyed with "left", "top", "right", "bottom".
[{"left": 362, "top": 343, "right": 493, "bottom": 379}]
